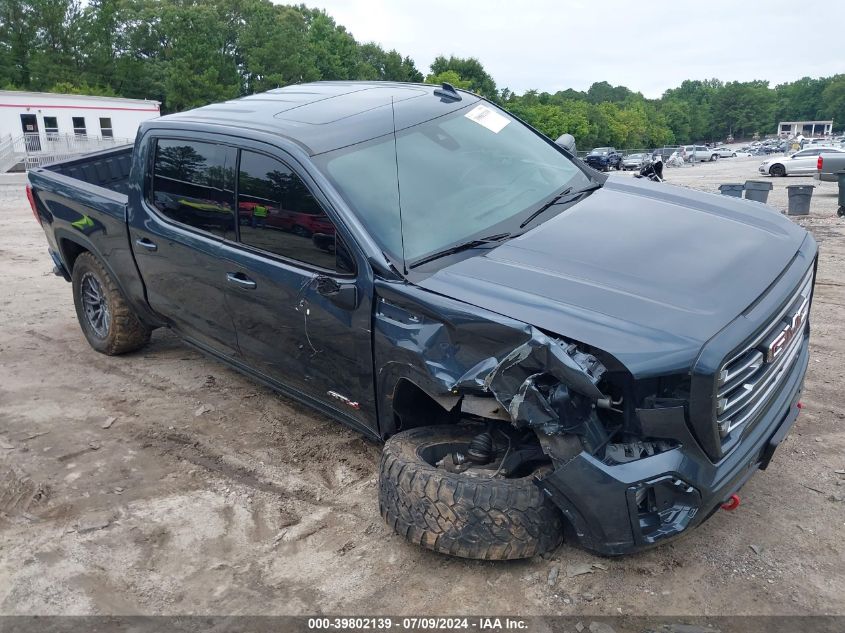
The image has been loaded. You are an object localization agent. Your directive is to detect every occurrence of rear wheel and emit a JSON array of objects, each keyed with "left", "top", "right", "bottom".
[
  {"left": 838, "top": 206, "right": 845, "bottom": 218},
  {"left": 379, "top": 423, "right": 564, "bottom": 560},
  {"left": 770, "top": 164, "right": 786, "bottom": 177},
  {"left": 71, "top": 252, "right": 151, "bottom": 355}
]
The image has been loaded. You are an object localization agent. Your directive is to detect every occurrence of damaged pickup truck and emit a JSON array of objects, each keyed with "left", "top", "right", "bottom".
[{"left": 28, "top": 81, "right": 816, "bottom": 560}]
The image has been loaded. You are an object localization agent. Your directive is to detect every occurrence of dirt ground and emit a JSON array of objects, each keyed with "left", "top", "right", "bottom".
[{"left": 0, "top": 158, "right": 843, "bottom": 617}]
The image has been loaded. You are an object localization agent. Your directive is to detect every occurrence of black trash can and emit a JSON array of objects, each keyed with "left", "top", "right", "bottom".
[
  {"left": 786, "top": 185, "right": 814, "bottom": 216},
  {"left": 744, "top": 180, "right": 773, "bottom": 203},
  {"left": 836, "top": 170, "right": 845, "bottom": 217},
  {"left": 719, "top": 183, "right": 744, "bottom": 198}
]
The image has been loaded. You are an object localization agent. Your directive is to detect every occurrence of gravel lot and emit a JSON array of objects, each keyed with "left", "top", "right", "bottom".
[{"left": 0, "top": 157, "right": 843, "bottom": 616}]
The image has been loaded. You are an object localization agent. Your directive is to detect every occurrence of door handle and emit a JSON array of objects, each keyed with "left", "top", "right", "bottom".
[
  {"left": 135, "top": 237, "right": 157, "bottom": 252},
  {"left": 226, "top": 272, "right": 257, "bottom": 289}
]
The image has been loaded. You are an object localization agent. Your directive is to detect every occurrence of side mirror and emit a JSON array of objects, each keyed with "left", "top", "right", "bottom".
[
  {"left": 315, "top": 275, "right": 358, "bottom": 311},
  {"left": 555, "top": 133, "right": 576, "bottom": 155}
]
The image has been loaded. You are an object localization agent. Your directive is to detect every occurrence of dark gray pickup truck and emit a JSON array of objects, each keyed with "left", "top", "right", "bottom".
[{"left": 28, "top": 81, "right": 816, "bottom": 560}]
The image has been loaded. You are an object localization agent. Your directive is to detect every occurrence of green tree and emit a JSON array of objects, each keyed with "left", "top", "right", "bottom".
[
  {"left": 428, "top": 55, "right": 497, "bottom": 99},
  {"left": 821, "top": 75, "right": 845, "bottom": 126}
]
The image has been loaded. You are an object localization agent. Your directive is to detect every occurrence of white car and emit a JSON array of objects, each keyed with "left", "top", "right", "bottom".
[
  {"left": 713, "top": 147, "right": 737, "bottom": 158},
  {"left": 733, "top": 149, "right": 753, "bottom": 157},
  {"left": 759, "top": 146, "right": 845, "bottom": 177}
]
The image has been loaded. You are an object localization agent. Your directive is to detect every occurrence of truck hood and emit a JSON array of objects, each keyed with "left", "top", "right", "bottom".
[{"left": 416, "top": 178, "right": 808, "bottom": 377}]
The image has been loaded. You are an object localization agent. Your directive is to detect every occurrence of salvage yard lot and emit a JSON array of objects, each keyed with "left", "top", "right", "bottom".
[{"left": 1, "top": 157, "right": 844, "bottom": 616}]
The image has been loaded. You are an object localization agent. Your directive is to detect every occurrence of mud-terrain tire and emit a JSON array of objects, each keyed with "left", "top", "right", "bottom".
[
  {"left": 379, "top": 424, "right": 564, "bottom": 560},
  {"left": 71, "top": 252, "right": 151, "bottom": 355}
]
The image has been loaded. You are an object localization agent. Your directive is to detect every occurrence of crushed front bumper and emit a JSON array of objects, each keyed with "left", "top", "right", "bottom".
[{"left": 535, "top": 338, "right": 808, "bottom": 556}]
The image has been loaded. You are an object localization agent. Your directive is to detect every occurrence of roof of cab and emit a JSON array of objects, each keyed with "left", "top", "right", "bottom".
[{"left": 156, "top": 81, "right": 480, "bottom": 156}]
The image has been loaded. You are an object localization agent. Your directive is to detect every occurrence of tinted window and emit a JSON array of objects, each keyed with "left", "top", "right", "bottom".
[
  {"left": 44, "top": 116, "right": 58, "bottom": 137},
  {"left": 237, "top": 150, "right": 351, "bottom": 273},
  {"left": 72, "top": 117, "right": 86, "bottom": 136},
  {"left": 151, "top": 139, "right": 236, "bottom": 240},
  {"left": 99, "top": 117, "right": 113, "bottom": 138}
]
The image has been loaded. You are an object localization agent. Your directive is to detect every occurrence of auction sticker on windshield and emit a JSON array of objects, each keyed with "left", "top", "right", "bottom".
[{"left": 465, "top": 104, "right": 510, "bottom": 133}]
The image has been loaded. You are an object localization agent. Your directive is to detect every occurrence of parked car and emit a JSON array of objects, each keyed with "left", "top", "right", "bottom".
[
  {"left": 681, "top": 145, "right": 719, "bottom": 162},
  {"left": 27, "top": 81, "right": 817, "bottom": 561},
  {"left": 734, "top": 149, "right": 753, "bottom": 157},
  {"left": 713, "top": 147, "right": 737, "bottom": 158},
  {"left": 583, "top": 147, "right": 623, "bottom": 171},
  {"left": 621, "top": 152, "right": 649, "bottom": 170},
  {"left": 652, "top": 146, "right": 679, "bottom": 162},
  {"left": 759, "top": 147, "right": 845, "bottom": 177},
  {"left": 815, "top": 151, "right": 845, "bottom": 182}
]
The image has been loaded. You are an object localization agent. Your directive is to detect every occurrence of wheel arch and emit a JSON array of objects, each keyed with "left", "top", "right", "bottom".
[
  {"left": 384, "top": 377, "right": 460, "bottom": 438},
  {"left": 55, "top": 230, "right": 164, "bottom": 329},
  {"left": 58, "top": 235, "right": 90, "bottom": 274}
]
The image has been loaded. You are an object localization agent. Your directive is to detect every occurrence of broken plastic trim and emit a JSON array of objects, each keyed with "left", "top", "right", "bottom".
[
  {"left": 374, "top": 291, "right": 609, "bottom": 437},
  {"left": 464, "top": 335, "right": 607, "bottom": 434}
]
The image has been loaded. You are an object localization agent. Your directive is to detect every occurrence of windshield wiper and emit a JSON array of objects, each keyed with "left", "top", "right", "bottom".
[
  {"left": 518, "top": 183, "right": 603, "bottom": 229},
  {"left": 409, "top": 232, "right": 511, "bottom": 268}
]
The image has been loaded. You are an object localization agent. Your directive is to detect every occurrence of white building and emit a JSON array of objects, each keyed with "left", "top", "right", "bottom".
[
  {"left": 0, "top": 90, "right": 160, "bottom": 171},
  {"left": 778, "top": 120, "right": 833, "bottom": 138}
]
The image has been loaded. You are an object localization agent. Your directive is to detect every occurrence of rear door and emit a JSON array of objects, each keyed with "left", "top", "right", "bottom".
[
  {"left": 128, "top": 135, "right": 241, "bottom": 358},
  {"left": 223, "top": 147, "right": 377, "bottom": 433}
]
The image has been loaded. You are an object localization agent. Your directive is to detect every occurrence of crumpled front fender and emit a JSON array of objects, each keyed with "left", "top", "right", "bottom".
[{"left": 373, "top": 280, "right": 607, "bottom": 437}]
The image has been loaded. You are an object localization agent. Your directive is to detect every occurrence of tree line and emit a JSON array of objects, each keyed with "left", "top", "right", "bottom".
[{"left": 2, "top": 0, "right": 844, "bottom": 148}]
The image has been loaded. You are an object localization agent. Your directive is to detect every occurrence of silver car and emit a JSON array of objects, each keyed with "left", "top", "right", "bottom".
[
  {"left": 759, "top": 147, "right": 845, "bottom": 177},
  {"left": 713, "top": 147, "right": 737, "bottom": 158},
  {"left": 621, "top": 153, "right": 649, "bottom": 170}
]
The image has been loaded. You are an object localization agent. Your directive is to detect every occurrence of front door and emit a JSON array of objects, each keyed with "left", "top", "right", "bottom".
[
  {"left": 20, "top": 114, "right": 41, "bottom": 151},
  {"left": 128, "top": 136, "right": 241, "bottom": 358},
  {"left": 790, "top": 149, "right": 819, "bottom": 174},
  {"left": 223, "top": 148, "right": 376, "bottom": 433}
]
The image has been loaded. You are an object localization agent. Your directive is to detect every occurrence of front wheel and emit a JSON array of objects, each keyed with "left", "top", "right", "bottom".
[
  {"left": 379, "top": 424, "right": 564, "bottom": 560},
  {"left": 769, "top": 164, "right": 787, "bottom": 177},
  {"left": 72, "top": 252, "right": 151, "bottom": 355},
  {"left": 838, "top": 206, "right": 845, "bottom": 218}
]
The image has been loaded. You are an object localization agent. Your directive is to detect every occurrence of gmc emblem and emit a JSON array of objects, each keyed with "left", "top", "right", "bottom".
[{"left": 764, "top": 303, "right": 808, "bottom": 363}]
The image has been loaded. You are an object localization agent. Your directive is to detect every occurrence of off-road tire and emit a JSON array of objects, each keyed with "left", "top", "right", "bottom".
[
  {"left": 379, "top": 424, "right": 564, "bottom": 560},
  {"left": 71, "top": 252, "right": 151, "bottom": 355}
]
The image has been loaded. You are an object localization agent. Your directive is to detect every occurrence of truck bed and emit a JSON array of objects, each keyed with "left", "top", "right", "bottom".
[
  {"left": 817, "top": 152, "right": 845, "bottom": 182},
  {"left": 43, "top": 145, "right": 134, "bottom": 196}
]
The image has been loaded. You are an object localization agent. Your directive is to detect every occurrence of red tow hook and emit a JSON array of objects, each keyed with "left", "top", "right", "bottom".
[
  {"left": 797, "top": 401, "right": 804, "bottom": 410},
  {"left": 721, "top": 494, "right": 741, "bottom": 511}
]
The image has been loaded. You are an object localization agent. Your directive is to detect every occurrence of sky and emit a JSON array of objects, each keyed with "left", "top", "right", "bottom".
[{"left": 305, "top": 0, "right": 845, "bottom": 98}]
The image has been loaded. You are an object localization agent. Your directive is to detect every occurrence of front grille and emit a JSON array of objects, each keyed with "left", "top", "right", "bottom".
[{"left": 715, "top": 267, "right": 813, "bottom": 440}]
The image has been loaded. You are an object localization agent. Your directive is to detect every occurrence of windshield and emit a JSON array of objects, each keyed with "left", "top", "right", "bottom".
[
  {"left": 315, "top": 102, "right": 590, "bottom": 264},
  {"left": 590, "top": 148, "right": 610, "bottom": 154}
]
